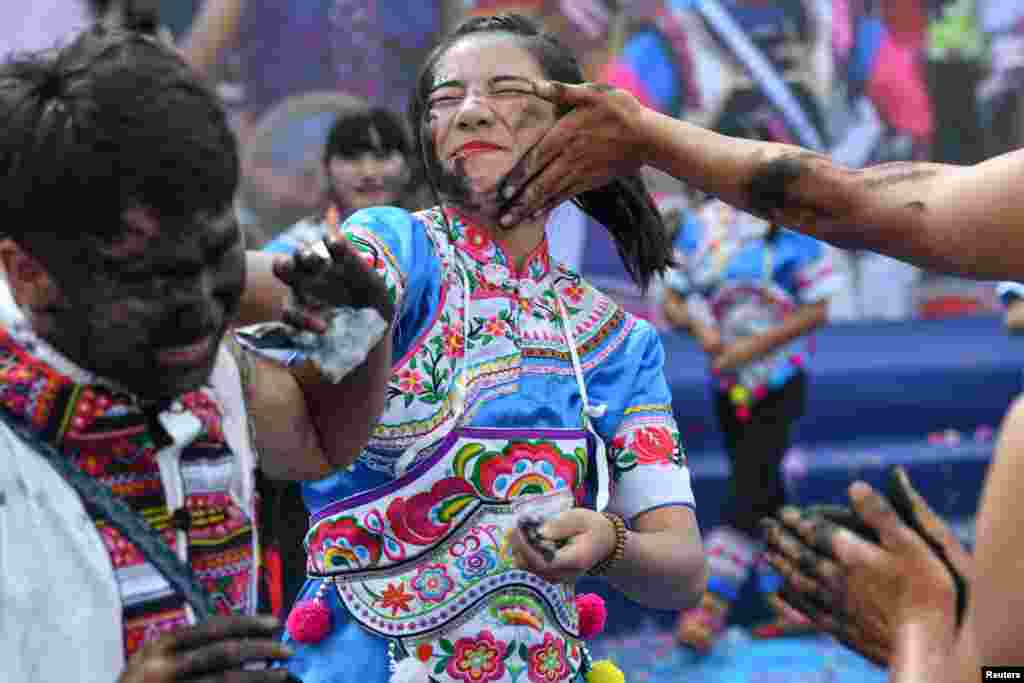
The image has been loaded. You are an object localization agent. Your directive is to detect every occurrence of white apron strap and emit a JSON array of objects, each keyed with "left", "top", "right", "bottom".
[{"left": 555, "top": 294, "right": 610, "bottom": 512}]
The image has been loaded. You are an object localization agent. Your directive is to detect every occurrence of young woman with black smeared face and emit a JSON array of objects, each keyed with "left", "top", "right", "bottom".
[
  {"left": 270, "top": 16, "right": 704, "bottom": 683},
  {"left": 423, "top": 32, "right": 559, "bottom": 266}
]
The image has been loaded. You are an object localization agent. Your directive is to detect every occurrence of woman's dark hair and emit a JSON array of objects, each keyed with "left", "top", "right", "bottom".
[
  {"left": 409, "top": 13, "right": 673, "bottom": 292},
  {"left": 0, "top": 25, "right": 238, "bottom": 255},
  {"left": 323, "top": 106, "right": 413, "bottom": 164}
]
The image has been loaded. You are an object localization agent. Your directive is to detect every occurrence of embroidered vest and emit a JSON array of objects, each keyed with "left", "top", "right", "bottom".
[{"left": 0, "top": 329, "right": 257, "bottom": 656}]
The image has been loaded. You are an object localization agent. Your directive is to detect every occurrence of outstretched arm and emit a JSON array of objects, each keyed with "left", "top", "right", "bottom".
[
  {"left": 501, "top": 82, "right": 1024, "bottom": 281},
  {"left": 237, "top": 243, "right": 396, "bottom": 480}
]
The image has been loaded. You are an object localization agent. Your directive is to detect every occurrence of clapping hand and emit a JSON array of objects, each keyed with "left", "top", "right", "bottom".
[{"left": 760, "top": 470, "right": 970, "bottom": 668}]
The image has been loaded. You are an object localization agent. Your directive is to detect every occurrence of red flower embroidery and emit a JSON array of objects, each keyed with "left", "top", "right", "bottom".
[
  {"left": 631, "top": 426, "right": 677, "bottom": 465},
  {"left": 397, "top": 368, "right": 425, "bottom": 394},
  {"left": 460, "top": 225, "right": 497, "bottom": 262},
  {"left": 476, "top": 442, "right": 583, "bottom": 501},
  {"left": 446, "top": 630, "right": 507, "bottom": 683},
  {"left": 443, "top": 323, "right": 465, "bottom": 358},
  {"left": 483, "top": 316, "right": 507, "bottom": 337},
  {"left": 376, "top": 581, "right": 414, "bottom": 616},
  {"left": 562, "top": 284, "right": 585, "bottom": 304},
  {"left": 527, "top": 633, "right": 570, "bottom": 683}
]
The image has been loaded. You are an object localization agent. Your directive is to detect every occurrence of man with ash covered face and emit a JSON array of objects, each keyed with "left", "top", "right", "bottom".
[{"left": 0, "top": 26, "right": 395, "bottom": 683}]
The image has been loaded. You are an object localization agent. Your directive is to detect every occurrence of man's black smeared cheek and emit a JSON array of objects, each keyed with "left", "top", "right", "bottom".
[{"left": 214, "top": 253, "right": 246, "bottom": 316}]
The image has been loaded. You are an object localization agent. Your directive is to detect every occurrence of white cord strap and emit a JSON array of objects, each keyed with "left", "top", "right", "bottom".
[{"left": 555, "top": 293, "right": 610, "bottom": 512}]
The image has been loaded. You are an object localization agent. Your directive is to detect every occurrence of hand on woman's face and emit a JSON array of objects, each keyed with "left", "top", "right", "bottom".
[{"left": 427, "top": 34, "right": 558, "bottom": 216}]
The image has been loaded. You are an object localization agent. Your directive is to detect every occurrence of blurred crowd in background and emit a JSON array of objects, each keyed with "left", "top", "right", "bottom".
[{"left": 7, "top": 0, "right": 1023, "bottom": 323}]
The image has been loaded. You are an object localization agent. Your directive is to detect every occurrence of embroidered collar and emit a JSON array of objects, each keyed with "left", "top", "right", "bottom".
[
  {"left": 441, "top": 206, "right": 551, "bottom": 285},
  {"left": 4, "top": 318, "right": 145, "bottom": 403}
]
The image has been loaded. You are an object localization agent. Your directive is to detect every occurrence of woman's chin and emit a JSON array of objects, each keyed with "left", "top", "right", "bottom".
[{"left": 349, "top": 191, "right": 401, "bottom": 210}]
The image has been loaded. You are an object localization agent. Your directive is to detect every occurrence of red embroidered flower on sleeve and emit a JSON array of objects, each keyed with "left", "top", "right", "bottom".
[{"left": 631, "top": 426, "right": 677, "bottom": 465}]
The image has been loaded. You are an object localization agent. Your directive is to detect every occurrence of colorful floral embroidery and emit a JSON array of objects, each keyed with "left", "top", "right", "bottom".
[
  {"left": 454, "top": 546, "right": 498, "bottom": 581},
  {"left": 451, "top": 441, "right": 588, "bottom": 503},
  {"left": 460, "top": 224, "right": 499, "bottom": 263},
  {"left": 342, "top": 227, "right": 405, "bottom": 308},
  {"left": 376, "top": 581, "right": 414, "bottom": 616},
  {"left": 483, "top": 315, "right": 509, "bottom": 338},
  {"left": 397, "top": 368, "right": 426, "bottom": 394},
  {"left": 444, "top": 630, "right": 508, "bottom": 683},
  {"left": 309, "top": 516, "right": 383, "bottom": 571},
  {"left": 412, "top": 563, "right": 455, "bottom": 603},
  {"left": 562, "top": 283, "right": 585, "bottom": 305},
  {"left": 527, "top": 633, "right": 570, "bottom": 683},
  {"left": 631, "top": 425, "right": 677, "bottom": 465},
  {"left": 0, "top": 328, "right": 255, "bottom": 659},
  {"left": 372, "top": 207, "right": 642, "bottom": 461},
  {"left": 609, "top": 422, "right": 685, "bottom": 477},
  {"left": 489, "top": 594, "right": 545, "bottom": 631},
  {"left": 443, "top": 321, "right": 466, "bottom": 359},
  {"left": 384, "top": 477, "right": 476, "bottom": 547}
]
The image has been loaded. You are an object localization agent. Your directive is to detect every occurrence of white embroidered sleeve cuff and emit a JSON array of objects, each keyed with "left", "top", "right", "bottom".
[{"left": 605, "top": 464, "right": 696, "bottom": 522}]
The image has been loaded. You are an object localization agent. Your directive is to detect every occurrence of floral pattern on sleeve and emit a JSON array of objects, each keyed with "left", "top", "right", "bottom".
[
  {"left": 604, "top": 407, "right": 694, "bottom": 520},
  {"left": 339, "top": 223, "right": 407, "bottom": 310},
  {"left": 608, "top": 416, "right": 685, "bottom": 476}
]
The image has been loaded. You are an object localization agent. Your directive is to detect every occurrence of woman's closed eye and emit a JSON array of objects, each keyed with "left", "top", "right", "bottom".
[
  {"left": 491, "top": 88, "right": 532, "bottom": 98},
  {"left": 429, "top": 95, "right": 462, "bottom": 108}
]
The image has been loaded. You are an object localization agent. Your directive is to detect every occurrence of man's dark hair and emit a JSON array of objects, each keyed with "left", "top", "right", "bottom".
[
  {"left": 0, "top": 25, "right": 238, "bottom": 256},
  {"left": 409, "top": 13, "right": 674, "bottom": 292}
]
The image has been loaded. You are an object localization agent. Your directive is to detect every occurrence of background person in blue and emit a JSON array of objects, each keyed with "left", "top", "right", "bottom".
[
  {"left": 661, "top": 106, "right": 842, "bottom": 652},
  {"left": 262, "top": 14, "right": 707, "bottom": 683}
]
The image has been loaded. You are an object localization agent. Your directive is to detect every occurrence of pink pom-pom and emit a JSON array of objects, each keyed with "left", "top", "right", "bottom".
[
  {"left": 286, "top": 598, "right": 333, "bottom": 644},
  {"left": 576, "top": 593, "right": 607, "bottom": 639}
]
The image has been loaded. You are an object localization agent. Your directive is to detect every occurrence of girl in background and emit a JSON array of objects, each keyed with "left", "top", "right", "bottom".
[
  {"left": 662, "top": 100, "right": 842, "bottom": 652},
  {"left": 263, "top": 106, "right": 421, "bottom": 253}
]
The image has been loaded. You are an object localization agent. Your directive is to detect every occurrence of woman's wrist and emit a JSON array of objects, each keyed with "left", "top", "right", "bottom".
[
  {"left": 634, "top": 105, "right": 674, "bottom": 173},
  {"left": 891, "top": 615, "right": 956, "bottom": 681},
  {"left": 587, "top": 512, "right": 628, "bottom": 577}
]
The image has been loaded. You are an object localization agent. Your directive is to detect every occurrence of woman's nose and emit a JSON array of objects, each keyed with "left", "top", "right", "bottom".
[{"left": 454, "top": 94, "right": 495, "bottom": 130}]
